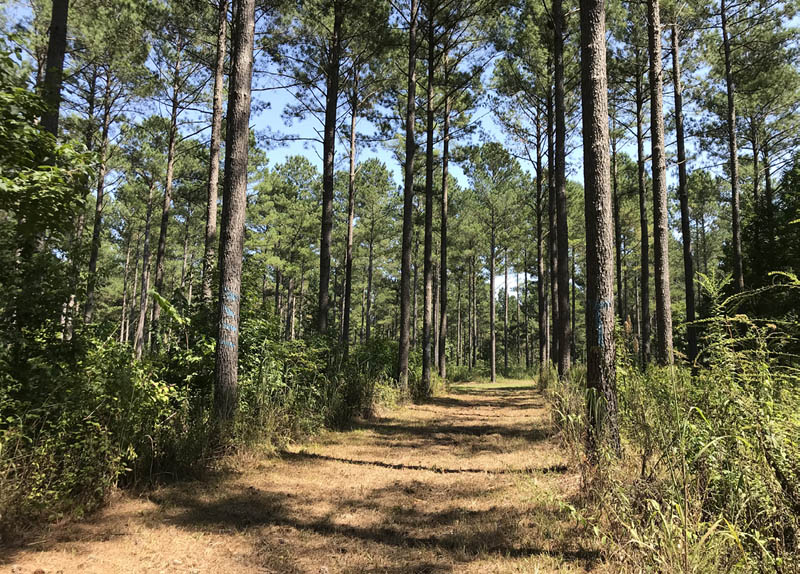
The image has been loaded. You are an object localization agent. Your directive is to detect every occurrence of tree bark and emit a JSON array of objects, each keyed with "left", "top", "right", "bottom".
[
  {"left": 721, "top": 0, "right": 744, "bottom": 291},
  {"left": 41, "top": 0, "right": 69, "bottom": 136},
  {"left": 612, "top": 126, "right": 623, "bottom": 322},
  {"left": 84, "top": 79, "right": 112, "bottom": 323},
  {"left": 421, "top": 0, "right": 435, "bottom": 395},
  {"left": 135, "top": 182, "right": 155, "bottom": 360},
  {"left": 438, "top": 57, "right": 450, "bottom": 380},
  {"left": 213, "top": 0, "right": 256, "bottom": 427},
  {"left": 366, "top": 227, "right": 375, "bottom": 341},
  {"left": 504, "top": 252, "right": 509, "bottom": 373},
  {"left": 317, "top": 3, "right": 343, "bottom": 333},
  {"left": 648, "top": 0, "right": 674, "bottom": 365},
  {"left": 635, "top": 53, "right": 651, "bottom": 366},
  {"left": 342, "top": 75, "right": 359, "bottom": 358},
  {"left": 554, "top": 0, "right": 571, "bottom": 379},
  {"left": 579, "top": 0, "right": 620, "bottom": 451},
  {"left": 397, "top": 0, "right": 419, "bottom": 390},
  {"left": 151, "top": 39, "right": 183, "bottom": 350},
  {"left": 547, "top": 83, "right": 558, "bottom": 368},
  {"left": 671, "top": 24, "right": 697, "bottom": 364},
  {"left": 202, "top": 0, "right": 228, "bottom": 304},
  {"left": 536, "top": 115, "right": 549, "bottom": 372},
  {"left": 120, "top": 236, "right": 132, "bottom": 342},
  {"left": 490, "top": 217, "right": 497, "bottom": 382}
]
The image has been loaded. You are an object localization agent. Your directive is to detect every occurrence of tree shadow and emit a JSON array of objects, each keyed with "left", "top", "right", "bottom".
[
  {"left": 280, "top": 450, "right": 568, "bottom": 475},
  {"left": 150, "top": 481, "right": 601, "bottom": 569}
]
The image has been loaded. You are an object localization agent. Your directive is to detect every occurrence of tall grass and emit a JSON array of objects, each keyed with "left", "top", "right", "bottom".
[{"left": 546, "top": 274, "right": 800, "bottom": 573}]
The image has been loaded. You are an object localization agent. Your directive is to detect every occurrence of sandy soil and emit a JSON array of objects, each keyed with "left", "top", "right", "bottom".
[{"left": 0, "top": 380, "right": 600, "bottom": 573}]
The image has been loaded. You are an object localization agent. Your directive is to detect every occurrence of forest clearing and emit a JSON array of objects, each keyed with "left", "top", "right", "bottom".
[{"left": 2, "top": 381, "right": 601, "bottom": 573}]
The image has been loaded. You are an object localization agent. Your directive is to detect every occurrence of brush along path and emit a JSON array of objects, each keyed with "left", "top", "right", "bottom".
[{"left": 1, "top": 380, "right": 600, "bottom": 573}]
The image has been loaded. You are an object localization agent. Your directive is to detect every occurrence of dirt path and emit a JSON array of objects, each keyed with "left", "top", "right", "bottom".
[{"left": 1, "top": 380, "right": 599, "bottom": 573}]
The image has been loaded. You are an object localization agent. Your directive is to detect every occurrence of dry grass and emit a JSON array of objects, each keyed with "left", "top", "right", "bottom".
[{"left": 0, "top": 379, "right": 602, "bottom": 573}]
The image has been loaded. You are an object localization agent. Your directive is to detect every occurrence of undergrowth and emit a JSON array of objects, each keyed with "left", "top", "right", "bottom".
[
  {"left": 0, "top": 314, "right": 409, "bottom": 539},
  {"left": 546, "top": 273, "right": 800, "bottom": 573}
]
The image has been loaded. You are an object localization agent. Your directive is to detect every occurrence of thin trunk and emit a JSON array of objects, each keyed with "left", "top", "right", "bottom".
[
  {"left": 120, "top": 237, "right": 132, "bottom": 343},
  {"left": 439, "top": 52, "right": 450, "bottom": 380},
  {"left": 366, "top": 229, "right": 375, "bottom": 341},
  {"left": 202, "top": 0, "right": 228, "bottom": 303},
  {"left": 635, "top": 56, "right": 651, "bottom": 365},
  {"left": 763, "top": 143, "right": 773, "bottom": 223},
  {"left": 490, "top": 219, "right": 496, "bottom": 382},
  {"left": 135, "top": 182, "right": 155, "bottom": 360},
  {"left": 42, "top": 0, "right": 69, "bottom": 136},
  {"left": 397, "top": 0, "right": 419, "bottom": 390},
  {"left": 433, "top": 261, "right": 439, "bottom": 370},
  {"left": 421, "top": 0, "right": 435, "bottom": 394},
  {"left": 579, "top": 0, "right": 620, "bottom": 451},
  {"left": 152, "top": 41, "right": 183, "bottom": 350},
  {"left": 127, "top": 236, "right": 141, "bottom": 344},
  {"left": 504, "top": 252, "right": 509, "bottom": 372},
  {"left": 547, "top": 83, "right": 558, "bottom": 367},
  {"left": 286, "top": 275, "right": 295, "bottom": 341},
  {"left": 468, "top": 258, "right": 474, "bottom": 368},
  {"left": 571, "top": 247, "right": 576, "bottom": 357},
  {"left": 648, "top": 0, "right": 674, "bottom": 365},
  {"left": 612, "top": 126, "right": 623, "bottom": 322},
  {"left": 318, "top": 2, "right": 343, "bottom": 333},
  {"left": 84, "top": 76, "right": 113, "bottom": 323},
  {"left": 180, "top": 217, "right": 191, "bottom": 289},
  {"left": 554, "top": 0, "right": 571, "bottom": 378},
  {"left": 213, "top": 0, "right": 256, "bottom": 426},
  {"left": 342, "top": 75, "right": 359, "bottom": 358},
  {"left": 536, "top": 115, "right": 548, "bottom": 372},
  {"left": 360, "top": 286, "right": 365, "bottom": 343},
  {"left": 671, "top": 24, "right": 697, "bottom": 364},
  {"left": 516, "top": 269, "right": 522, "bottom": 366},
  {"left": 721, "top": 0, "right": 744, "bottom": 291}
]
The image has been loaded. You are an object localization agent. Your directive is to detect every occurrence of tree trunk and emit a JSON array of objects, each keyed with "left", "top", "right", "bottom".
[
  {"left": 213, "top": 0, "right": 256, "bottom": 427},
  {"left": 397, "top": 0, "right": 419, "bottom": 390},
  {"left": 612, "top": 126, "right": 623, "bottom": 322},
  {"left": 635, "top": 54, "right": 651, "bottom": 365},
  {"left": 433, "top": 261, "right": 439, "bottom": 370},
  {"left": 490, "top": 216, "right": 497, "bottom": 382},
  {"left": 84, "top": 81, "right": 112, "bottom": 323},
  {"left": 41, "top": 0, "right": 69, "bottom": 136},
  {"left": 342, "top": 76, "right": 359, "bottom": 358},
  {"left": 648, "top": 0, "right": 674, "bottom": 365},
  {"left": 579, "top": 0, "right": 620, "bottom": 451},
  {"left": 151, "top": 40, "right": 183, "bottom": 351},
  {"left": 671, "top": 24, "right": 697, "bottom": 364},
  {"left": 439, "top": 56, "right": 450, "bottom": 380},
  {"left": 202, "top": 0, "right": 228, "bottom": 304},
  {"left": 554, "top": 0, "right": 571, "bottom": 379},
  {"left": 366, "top": 227, "right": 375, "bottom": 341},
  {"left": 536, "top": 114, "right": 549, "bottom": 372},
  {"left": 421, "top": 0, "right": 436, "bottom": 395},
  {"left": 504, "top": 252, "right": 509, "bottom": 373},
  {"left": 721, "top": 0, "right": 744, "bottom": 291},
  {"left": 120, "top": 236, "right": 132, "bottom": 342},
  {"left": 135, "top": 182, "right": 155, "bottom": 360},
  {"left": 127, "top": 236, "right": 141, "bottom": 344},
  {"left": 285, "top": 277, "right": 294, "bottom": 341},
  {"left": 547, "top": 83, "right": 558, "bottom": 368},
  {"left": 317, "top": 2, "right": 343, "bottom": 333}
]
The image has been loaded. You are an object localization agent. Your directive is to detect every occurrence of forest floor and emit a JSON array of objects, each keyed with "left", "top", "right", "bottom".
[{"left": 1, "top": 379, "right": 602, "bottom": 573}]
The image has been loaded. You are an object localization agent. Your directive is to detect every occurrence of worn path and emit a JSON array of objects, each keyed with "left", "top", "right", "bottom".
[{"left": 1, "top": 380, "right": 599, "bottom": 573}]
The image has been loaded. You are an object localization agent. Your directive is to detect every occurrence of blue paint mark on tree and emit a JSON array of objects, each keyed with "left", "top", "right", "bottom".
[{"left": 596, "top": 300, "right": 610, "bottom": 347}]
